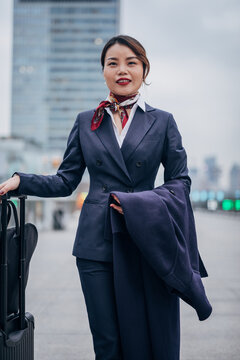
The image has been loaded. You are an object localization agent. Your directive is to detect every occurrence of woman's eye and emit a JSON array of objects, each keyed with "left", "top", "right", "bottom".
[
  {"left": 108, "top": 62, "right": 117, "bottom": 66},
  {"left": 128, "top": 62, "right": 136, "bottom": 65}
]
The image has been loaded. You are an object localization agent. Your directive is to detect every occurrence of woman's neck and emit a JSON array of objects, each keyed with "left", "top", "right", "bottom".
[{"left": 111, "top": 92, "right": 138, "bottom": 103}]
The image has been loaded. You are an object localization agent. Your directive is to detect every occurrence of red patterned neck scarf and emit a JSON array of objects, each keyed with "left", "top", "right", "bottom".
[{"left": 91, "top": 91, "right": 140, "bottom": 131}]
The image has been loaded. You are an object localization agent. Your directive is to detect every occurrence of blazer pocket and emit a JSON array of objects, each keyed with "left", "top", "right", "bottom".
[
  {"left": 144, "top": 132, "right": 162, "bottom": 141},
  {"left": 77, "top": 202, "right": 106, "bottom": 248},
  {"left": 84, "top": 198, "right": 102, "bottom": 204}
]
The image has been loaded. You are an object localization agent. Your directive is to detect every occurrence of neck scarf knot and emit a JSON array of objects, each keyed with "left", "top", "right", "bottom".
[{"left": 91, "top": 92, "right": 140, "bottom": 131}]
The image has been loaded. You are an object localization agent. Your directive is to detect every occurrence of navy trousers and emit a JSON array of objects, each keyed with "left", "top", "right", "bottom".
[{"left": 76, "top": 257, "right": 123, "bottom": 360}]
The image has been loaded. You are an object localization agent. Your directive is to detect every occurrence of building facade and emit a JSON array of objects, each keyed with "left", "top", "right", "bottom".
[
  {"left": 229, "top": 163, "right": 240, "bottom": 194},
  {"left": 11, "top": 0, "right": 120, "bottom": 151}
]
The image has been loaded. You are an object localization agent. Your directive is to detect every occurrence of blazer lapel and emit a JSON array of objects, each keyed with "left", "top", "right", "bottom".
[
  {"left": 94, "top": 111, "right": 132, "bottom": 183},
  {"left": 120, "top": 103, "right": 157, "bottom": 163}
]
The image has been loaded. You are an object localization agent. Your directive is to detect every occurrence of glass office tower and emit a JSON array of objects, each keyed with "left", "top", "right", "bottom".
[{"left": 11, "top": 0, "right": 120, "bottom": 151}]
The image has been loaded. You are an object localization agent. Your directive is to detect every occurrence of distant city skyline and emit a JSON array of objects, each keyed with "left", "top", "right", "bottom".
[
  {"left": 1, "top": 0, "right": 240, "bottom": 188},
  {"left": 11, "top": 0, "right": 119, "bottom": 151}
]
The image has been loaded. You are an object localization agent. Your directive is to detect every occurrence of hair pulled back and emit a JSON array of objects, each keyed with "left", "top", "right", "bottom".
[{"left": 101, "top": 35, "right": 150, "bottom": 85}]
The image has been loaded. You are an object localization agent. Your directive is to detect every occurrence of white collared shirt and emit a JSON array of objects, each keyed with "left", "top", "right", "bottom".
[{"left": 105, "top": 93, "right": 146, "bottom": 148}]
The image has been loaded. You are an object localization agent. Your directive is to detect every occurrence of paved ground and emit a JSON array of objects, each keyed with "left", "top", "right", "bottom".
[{"left": 26, "top": 210, "right": 240, "bottom": 360}]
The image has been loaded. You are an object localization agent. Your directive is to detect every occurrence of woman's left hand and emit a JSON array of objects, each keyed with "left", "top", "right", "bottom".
[{"left": 110, "top": 194, "right": 124, "bottom": 215}]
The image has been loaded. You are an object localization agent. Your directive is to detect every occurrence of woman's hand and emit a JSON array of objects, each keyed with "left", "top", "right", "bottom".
[
  {"left": 110, "top": 194, "right": 124, "bottom": 215},
  {"left": 0, "top": 174, "right": 20, "bottom": 197}
]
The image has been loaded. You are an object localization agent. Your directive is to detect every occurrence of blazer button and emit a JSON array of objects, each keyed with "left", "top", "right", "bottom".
[
  {"left": 127, "top": 188, "right": 134, "bottom": 193},
  {"left": 136, "top": 161, "right": 142, "bottom": 167},
  {"left": 96, "top": 159, "right": 102, "bottom": 166},
  {"left": 102, "top": 184, "right": 108, "bottom": 192}
]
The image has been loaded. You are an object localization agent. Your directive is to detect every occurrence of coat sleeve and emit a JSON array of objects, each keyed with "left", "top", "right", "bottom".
[
  {"left": 9, "top": 114, "right": 86, "bottom": 198},
  {"left": 161, "top": 113, "right": 191, "bottom": 193}
]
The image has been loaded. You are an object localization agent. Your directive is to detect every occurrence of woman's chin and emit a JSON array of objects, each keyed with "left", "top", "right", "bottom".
[{"left": 110, "top": 87, "right": 137, "bottom": 96}]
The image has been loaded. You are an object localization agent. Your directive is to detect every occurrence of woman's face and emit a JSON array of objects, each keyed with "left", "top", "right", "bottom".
[{"left": 103, "top": 43, "right": 144, "bottom": 96}]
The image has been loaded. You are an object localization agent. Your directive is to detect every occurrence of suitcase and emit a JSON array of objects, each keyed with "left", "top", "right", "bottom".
[{"left": 0, "top": 194, "right": 38, "bottom": 359}]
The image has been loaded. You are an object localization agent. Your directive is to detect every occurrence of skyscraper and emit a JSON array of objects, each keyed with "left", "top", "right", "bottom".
[
  {"left": 203, "top": 156, "right": 222, "bottom": 189},
  {"left": 229, "top": 163, "right": 240, "bottom": 194},
  {"left": 11, "top": 0, "right": 120, "bottom": 151}
]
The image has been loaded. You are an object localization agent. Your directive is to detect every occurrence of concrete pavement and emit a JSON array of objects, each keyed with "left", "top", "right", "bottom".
[{"left": 26, "top": 210, "right": 240, "bottom": 360}]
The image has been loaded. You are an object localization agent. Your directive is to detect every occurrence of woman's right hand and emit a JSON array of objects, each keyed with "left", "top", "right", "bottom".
[{"left": 0, "top": 174, "right": 20, "bottom": 197}]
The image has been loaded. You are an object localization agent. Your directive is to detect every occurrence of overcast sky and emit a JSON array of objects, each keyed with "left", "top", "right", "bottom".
[{"left": 0, "top": 0, "right": 240, "bottom": 187}]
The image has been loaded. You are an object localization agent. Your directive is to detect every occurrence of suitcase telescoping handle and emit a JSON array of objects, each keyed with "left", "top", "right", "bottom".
[
  {"left": 19, "top": 195, "right": 27, "bottom": 330},
  {"left": 0, "top": 194, "right": 27, "bottom": 333}
]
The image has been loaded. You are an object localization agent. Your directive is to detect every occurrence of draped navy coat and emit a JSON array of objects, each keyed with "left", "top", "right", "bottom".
[{"left": 105, "top": 179, "right": 212, "bottom": 360}]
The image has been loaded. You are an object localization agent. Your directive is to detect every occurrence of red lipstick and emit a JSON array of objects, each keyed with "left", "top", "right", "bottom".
[{"left": 116, "top": 78, "right": 131, "bottom": 85}]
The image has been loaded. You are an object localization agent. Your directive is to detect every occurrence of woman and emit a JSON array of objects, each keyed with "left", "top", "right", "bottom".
[{"left": 0, "top": 35, "right": 191, "bottom": 359}]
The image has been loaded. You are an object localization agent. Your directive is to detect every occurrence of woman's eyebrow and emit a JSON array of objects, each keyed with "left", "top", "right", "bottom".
[
  {"left": 106, "top": 56, "right": 138, "bottom": 61},
  {"left": 126, "top": 56, "right": 138, "bottom": 60}
]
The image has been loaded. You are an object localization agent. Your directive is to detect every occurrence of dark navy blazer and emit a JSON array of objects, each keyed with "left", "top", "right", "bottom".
[{"left": 12, "top": 103, "right": 191, "bottom": 261}]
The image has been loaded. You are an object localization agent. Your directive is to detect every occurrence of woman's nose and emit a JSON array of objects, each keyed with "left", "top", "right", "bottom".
[{"left": 117, "top": 65, "right": 128, "bottom": 74}]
